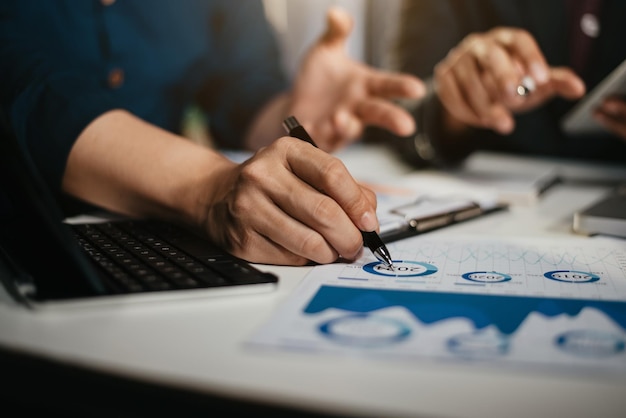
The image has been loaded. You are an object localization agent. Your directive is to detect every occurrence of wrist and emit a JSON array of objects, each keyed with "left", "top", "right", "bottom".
[
  {"left": 405, "top": 81, "right": 475, "bottom": 168},
  {"left": 186, "top": 156, "right": 237, "bottom": 230},
  {"left": 402, "top": 80, "right": 443, "bottom": 166}
]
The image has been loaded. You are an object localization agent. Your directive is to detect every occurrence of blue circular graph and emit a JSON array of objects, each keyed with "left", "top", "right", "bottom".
[
  {"left": 555, "top": 329, "right": 625, "bottom": 358},
  {"left": 363, "top": 260, "right": 438, "bottom": 277},
  {"left": 318, "top": 313, "right": 412, "bottom": 347},
  {"left": 544, "top": 270, "right": 600, "bottom": 283},
  {"left": 461, "top": 271, "right": 512, "bottom": 283},
  {"left": 447, "top": 330, "right": 510, "bottom": 359}
]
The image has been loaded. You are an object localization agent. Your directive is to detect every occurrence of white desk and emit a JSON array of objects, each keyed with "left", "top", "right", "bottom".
[{"left": 1, "top": 144, "right": 625, "bottom": 418}]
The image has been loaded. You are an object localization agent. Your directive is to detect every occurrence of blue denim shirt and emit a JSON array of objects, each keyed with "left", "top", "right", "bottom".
[{"left": 0, "top": 0, "right": 287, "bottom": 195}]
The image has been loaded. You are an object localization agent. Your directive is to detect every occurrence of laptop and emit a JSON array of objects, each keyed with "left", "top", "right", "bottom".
[{"left": 0, "top": 122, "right": 278, "bottom": 310}]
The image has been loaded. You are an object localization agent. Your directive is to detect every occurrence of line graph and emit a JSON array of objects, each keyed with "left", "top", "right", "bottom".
[{"left": 387, "top": 238, "right": 625, "bottom": 271}]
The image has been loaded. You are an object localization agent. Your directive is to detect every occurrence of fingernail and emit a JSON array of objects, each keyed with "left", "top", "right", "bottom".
[
  {"left": 360, "top": 210, "right": 378, "bottom": 232},
  {"left": 531, "top": 63, "right": 549, "bottom": 84}
]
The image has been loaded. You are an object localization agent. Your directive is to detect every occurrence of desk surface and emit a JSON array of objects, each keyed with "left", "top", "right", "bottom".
[{"left": 1, "top": 144, "right": 625, "bottom": 418}]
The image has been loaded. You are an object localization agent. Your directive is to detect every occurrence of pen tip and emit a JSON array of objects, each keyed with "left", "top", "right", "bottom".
[{"left": 372, "top": 245, "right": 395, "bottom": 272}]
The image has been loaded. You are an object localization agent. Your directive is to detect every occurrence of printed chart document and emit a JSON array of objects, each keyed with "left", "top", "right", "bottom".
[{"left": 247, "top": 235, "right": 626, "bottom": 374}]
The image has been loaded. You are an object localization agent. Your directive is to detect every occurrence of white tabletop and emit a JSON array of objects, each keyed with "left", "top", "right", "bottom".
[{"left": 1, "top": 144, "right": 625, "bottom": 418}]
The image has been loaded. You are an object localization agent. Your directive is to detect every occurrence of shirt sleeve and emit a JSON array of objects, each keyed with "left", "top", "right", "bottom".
[{"left": 0, "top": 4, "right": 118, "bottom": 198}]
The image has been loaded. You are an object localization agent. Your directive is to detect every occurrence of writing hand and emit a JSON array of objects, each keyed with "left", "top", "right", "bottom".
[
  {"left": 204, "top": 137, "right": 378, "bottom": 265},
  {"left": 64, "top": 110, "right": 376, "bottom": 266}
]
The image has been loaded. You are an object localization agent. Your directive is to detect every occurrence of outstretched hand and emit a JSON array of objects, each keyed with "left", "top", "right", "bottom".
[{"left": 289, "top": 7, "right": 425, "bottom": 152}]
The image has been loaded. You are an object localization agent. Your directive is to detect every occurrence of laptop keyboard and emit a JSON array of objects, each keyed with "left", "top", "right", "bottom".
[{"left": 72, "top": 220, "right": 277, "bottom": 294}]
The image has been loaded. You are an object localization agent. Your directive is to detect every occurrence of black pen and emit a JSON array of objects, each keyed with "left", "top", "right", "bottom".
[{"left": 282, "top": 116, "right": 395, "bottom": 270}]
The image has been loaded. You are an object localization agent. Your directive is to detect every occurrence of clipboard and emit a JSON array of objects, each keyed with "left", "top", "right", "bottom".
[{"left": 378, "top": 196, "right": 507, "bottom": 243}]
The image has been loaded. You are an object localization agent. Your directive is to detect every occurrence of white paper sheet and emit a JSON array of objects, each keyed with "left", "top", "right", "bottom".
[{"left": 247, "top": 235, "right": 626, "bottom": 374}]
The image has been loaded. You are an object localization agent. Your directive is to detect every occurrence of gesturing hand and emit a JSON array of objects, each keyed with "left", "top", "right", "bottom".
[
  {"left": 434, "top": 27, "right": 586, "bottom": 135},
  {"left": 289, "top": 6, "right": 425, "bottom": 152}
]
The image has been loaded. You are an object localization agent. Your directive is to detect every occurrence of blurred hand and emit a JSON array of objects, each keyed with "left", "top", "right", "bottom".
[
  {"left": 434, "top": 27, "right": 586, "bottom": 135},
  {"left": 593, "top": 96, "right": 626, "bottom": 140},
  {"left": 203, "top": 137, "right": 378, "bottom": 265},
  {"left": 289, "top": 6, "right": 425, "bottom": 151}
]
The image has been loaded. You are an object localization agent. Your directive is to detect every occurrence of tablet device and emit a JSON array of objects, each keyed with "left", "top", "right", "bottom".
[{"left": 561, "top": 58, "right": 626, "bottom": 135}]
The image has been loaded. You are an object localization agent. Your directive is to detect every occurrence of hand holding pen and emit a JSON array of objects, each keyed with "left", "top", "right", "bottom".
[
  {"left": 283, "top": 116, "right": 395, "bottom": 269},
  {"left": 201, "top": 128, "right": 384, "bottom": 266}
]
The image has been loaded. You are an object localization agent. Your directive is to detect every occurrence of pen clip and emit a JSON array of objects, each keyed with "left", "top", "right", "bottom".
[{"left": 283, "top": 116, "right": 317, "bottom": 147}]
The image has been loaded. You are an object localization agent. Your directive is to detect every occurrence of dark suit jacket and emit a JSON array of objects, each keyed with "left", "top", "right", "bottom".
[{"left": 380, "top": 0, "right": 626, "bottom": 166}]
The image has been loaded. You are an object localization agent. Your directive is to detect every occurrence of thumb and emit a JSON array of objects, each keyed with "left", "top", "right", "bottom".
[{"left": 320, "top": 6, "right": 352, "bottom": 47}]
